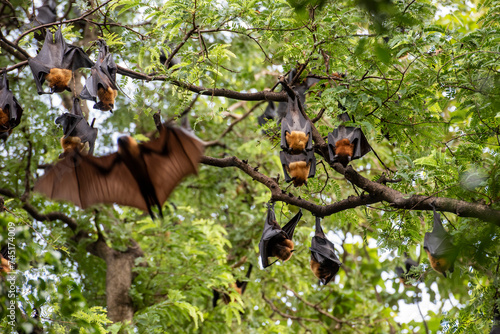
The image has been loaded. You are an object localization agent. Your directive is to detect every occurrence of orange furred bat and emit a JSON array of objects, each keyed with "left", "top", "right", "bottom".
[
  {"left": 97, "top": 86, "right": 118, "bottom": 111},
  {"left": 60, "top": 136, "right": 84, "bottom": 157},
  {"left": 34, "top": 124, "right": 204, "bottom": 219},
  {"left": 285, "top": 131, "right": 310, "bottom": 154},
  {"left": 259, "top": 203, "right": 302, "bottom": 268},
  {"left": 423, "top": 207, "right": 457, "bottom": 277},
  {"left": 45, "top": 68, "right": 72, "bottom": 93},
  {"left": 0, "top": 73, "right": 23, "bottom": 141},
  {"left": 285, "top": 161, "right": 311, "bottom": 187},
  {"left": 334, "top": 138, "right": 354, "bottom": 167}
]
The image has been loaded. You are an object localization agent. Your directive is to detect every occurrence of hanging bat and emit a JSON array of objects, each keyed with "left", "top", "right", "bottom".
[
  {"left": 280, "top": 150, "right": 316, "bottom": 187},
  {"left": 0, "top": 73, "right": 23, "bottom": 141},
  {"left": 55, "top": 97, "right": 98, "bottom": 157},
  {"left": 25, "top": 0, "right": 57, "bottom": 40},
  {"left": 395, "top": 252, "right": 419, "bottom": 286},
  {"left": 34, "top": 124, "right": 204, "bottom": 219},
  {"left": 259, "top": 203, "right": 302, "bottom": 268},
  {"left": 213, "top": 263, "right": 253, "bottom": 307},
  {"left": 423, "top": 207, "right": 457, "bottom": 277},
  {"left": 258, "top": 101, "right": 276, "bottom": 127},
  {"left": 491, "top": 304, "right": 500, "bottom": 334},
  {"left": 310, "top": 217, "right": 342, "bottom": 285},
  {"left": 327, "top": 119, "right": 371, "bottom": 167},
  {"left": 0, "top": 246, "right": 11, "bottom": 275},
  {"left": 159, "top": 43, "right": 181, "bottom": 69},
  {"left": 80, "top": 40, "right": 118, "bottom": 111},
  {"left": 279, "top": 82, "right": 313, "bottom": 154},
  {"left": 28, "top": 28, "right": 93, "bottom": 95}
]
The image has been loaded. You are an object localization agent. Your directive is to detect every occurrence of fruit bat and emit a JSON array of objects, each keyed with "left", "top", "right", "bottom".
[
  {"left": 491, "top": 304, "right": 500, "bottom": 334},
  {"left": 423, "top": 207, "right": 457, "bottom": 277},
  {"left": 310, "top": 217, "right": 342, "bottom": 285},
  {"left": 258, "top": 101, "right": 276, "bottom": 127},
  {"left": 327, "top": 115, "right": 371, "bottom": 167},
  {"left": 55, "top": 98, "right": 98, "bottom": 156},
  {"left": 25, "top": 0, "right": 57, "bottom": 40},
  {"left": 28, "top": 28, "right": 93, "bottom": 95},
  {"left": 395, "top": 253, "right": 419, "bottom": 286},
  {"left": 0, "top": 73, "right": 23, "bottom": 141},
  {"left": 159, "top": 43, "right": 181, "bottom": 69},
  {"left": 276, "top": 69, "right": 320, "bottom": 119},
  {"left": 80, "top": 40, "right": 118, "bottom": 111},
  {"left": 259, "top": 203, "right": 302, "bottom": 268},
  {"left": 0, "top": 246, "right": 11, "bottom": 275},
  {"left": 279, "top": 83, "right": 313, "bottom": 154},
  {"left": 212, "top": 263, "right": 253, "bottom": 307},
  {"left": 280, "top": 150, "right": 316, "bottom": 187},
  {"left": 34, "top": 124, "right": 204, "bottom": 219}
]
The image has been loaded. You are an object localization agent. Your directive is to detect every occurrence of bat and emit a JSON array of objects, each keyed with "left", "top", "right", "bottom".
[
  {"left": 491, "top": 304, "right": 500, "bottom": 334},
  {"left": 258, "top": 101, "right": 276, "bottom": 127},
  {"left": 276, "top": 69, "right": 320, "bottom": 119},
  {"left": 0, "top": 246, "right": 11, "bottom": 275},
  {"left": 310, "top": 217, "right": 342, "bottom": 285},
  {"left": 55, "top": 98, "right": 98, "bottom": 156},
  {"left": 28, "top": 28, "right": 93, "bottom": 95},
  {"left": 25, "top": 0, "right": 57, "bottom": 40},
  {"left": 395, "top": 252, "right": 419, "bottom": 286},
  {"left": 80, "top": 40, "right": 118, "bottom": 111},
  {"left": 327, "top": 115, "right": 371, "bottom": 167},
  {"left": 280, "top": 150, "right": 316, "bottom": 187},
  {"left": 423, "top": 207, "right": 457, "bottom": 277},
  {"left": 259, "top": 203, "right": 302, "bottom": 268},
  {"left": 279, "top": 81, "right": 313, "bottom": 154},
  {"left": 0, "top": 73, "right": 23, "bottom": 141},
  {"left": 212, "top": 263, "right": 253, "bottom": 307},
  {"left": 159, "top": 43, "right": 181, "bottom": 69},
  {"left": 34, "top": 123, "right": 204, "bottom": 219}
]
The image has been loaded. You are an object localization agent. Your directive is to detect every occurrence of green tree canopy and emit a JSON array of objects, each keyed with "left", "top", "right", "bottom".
[{"left": 1, "top": 0, "right": 499, "bottom": 333}]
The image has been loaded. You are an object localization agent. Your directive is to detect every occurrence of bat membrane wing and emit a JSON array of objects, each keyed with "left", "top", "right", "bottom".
[
  {"left": 0, "top": 74, "right": 23, "bottom": 128},
  {"left": 141, "top": 126, "right": 204, "bottom": 206},
  {"left": 281, "top": 209, "right": 303, "bottom": 240}
]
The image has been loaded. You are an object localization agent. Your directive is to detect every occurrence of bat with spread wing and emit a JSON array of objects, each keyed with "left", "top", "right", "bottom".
[
  {"left": 28, "top": 28, "right": 93, "bottom": 94},
  {"left": 55, "top": 98, "right": 98, "bottom": 157},
  {"left": 327, "top": 113, "right": 371, "bottom": 167},
  {"left": 80, "top": 40, "right": 118, "bottom": 111},
  {"left": 213, "top": 263, "right": 253, "bottom": 306},
  {"left": 280, "top": 150, "right": 316, "bottom": 187},
  {"left": 34, "top": 124, "right": 204, "bottom": 219},
  {"left": 279, "top": 83, "right": 313, "bottom": 154},
  {"left": 423, "top": 207, "right": 457, "bottom": 277},
  {"left": 0, "top": 73, "right": 23, "bottom": 141},
  {"left": 310, "top": 217, "right": 342, "bottom": 285},
  {"left": 259, "top": 203, "right": 303, "bottom": 268}
]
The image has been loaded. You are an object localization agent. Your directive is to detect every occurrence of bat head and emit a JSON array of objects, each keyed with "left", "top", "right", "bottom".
[
  {"left": 117, "top": 136, "right": 140, "bottom": 158},
  {"left": 45, "top": 68, "right": 72, "bottom": 93},
  {"left": 286, "top": 160, "right": 311, "bottom": 187},
  {"left": 270, "top": 237, "right": 294, "bottom": 262}
]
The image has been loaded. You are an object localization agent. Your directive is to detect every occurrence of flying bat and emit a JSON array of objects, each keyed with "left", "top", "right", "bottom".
[
  {"left": 28, "top": 28, "right": 93, "bottom": 94},
  {"left": 259, "top": 203, "right": 303, "bottom": 268},
  {"left": 80, "top": 40, "right": 118, "bottom": 111},
  {"left": 395, "top": 252, "right": 419, "bottom": 286},
  {"left": 213, "top": 263, "right": 253, "bottom": 306},
  {"left": 310, "top": 217, "right": 342, "bottom": 285},
  {"left": 280, "top": 150, "right": 316, "bottom": 187},
  {"left": 34, "top": 124, "right": 204, "bottom": 219},
  {"left": 327, "top": 115, "right": 371, "bottom": 167},
  {"left": 279, "top": 83, "right": 313, "bottom": 154},
  {"left": 55, "top": 97, "right": 98, "bottom": 157},
  {"left": 0, "top": 73, "right": 23, "bottom": 141},
  {"left": 423, "top": 207, "right": 457, "bottom": 277}
]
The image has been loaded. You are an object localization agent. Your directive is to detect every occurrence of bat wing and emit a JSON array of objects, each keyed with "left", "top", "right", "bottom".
[
  {"left": 55, "top": 113, "right": 83, "bottom": 138},
  {"left": 281, "top": 209, "right": 303, "bottom": 240},
  {"left": 34, "top": 152, "right": 150, "bottom": 211},
  {"left": 0, "top": 74, "right": 23, "bottom": 131},
  {"left": 80, "top": 70, "right": 98, "bottom": 102},
  {"left": 280, "top": 94, "right": 312, "bottom": 151},
  {"left": 140, "top": 126, "right": 204, "bottom": 206},
  {"left": 424, "top": 209, "right": 456, "bottom": 258},
  {"left": 310, "top": 217, "right": 342, "bottom": 265},
  {"left": 258, "top": 204, "right": 286, "bottom": 268},
  {"left": 236, "top": 263, "right": 253, "bottom": 294},
  {"left": 350, "top": 128, "right": 371, "bottom": 159}
]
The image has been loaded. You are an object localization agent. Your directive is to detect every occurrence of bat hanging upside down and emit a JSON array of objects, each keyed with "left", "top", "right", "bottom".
[
  {"left": 309, "top": 217, "right": 342, "bottom": 285},
  {"left": 34, "top": 124, "right": 204, "bottom": 219},
  {"left": 45, "top": 68, "right": 73, "bottom": 93},
  {"left": 285, "top": 131, "right": 310, "bottom": 154},
  {"left": 333, "top": 138, "right": 354, "bottom": 168}
]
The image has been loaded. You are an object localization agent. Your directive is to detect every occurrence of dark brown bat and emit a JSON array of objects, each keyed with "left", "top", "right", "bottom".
[
  {"left": 279, "top": 82, "right": 312, "bottom": 154},
  {"left": 310, "top": 217, "right": 342, "bottom": 285},
  {"left": 34, "top": 124, "right": 204, "bottom": 219},
  {"left": 0, "top": 73, "right": 23, "bottom": 141},
  {"left": 259, "top": 203, "right": 302, "bottom": 268},
  {"left": 395, "top": 252, "right": 419, "bottom": 286},
  {"left": 213, "top": 263, "right": 253, "bottom": 307},
  {"left": 280, "top": 150, "right": 316, "bottom": 187},
  {"left": 327, "top": 113, "right": 371, "bottom": 167},
  {"left": 80, "top": 40, "right": 118, "bottom": 111},
  {"left": 28, "top": 28, "right": 93, "bottom": 94},
  {"left": 55, "top": 97, "right": 98, "bottom": 156},
  {"left": 424, "top": 207, "right": 457, "bottom": 277}
]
